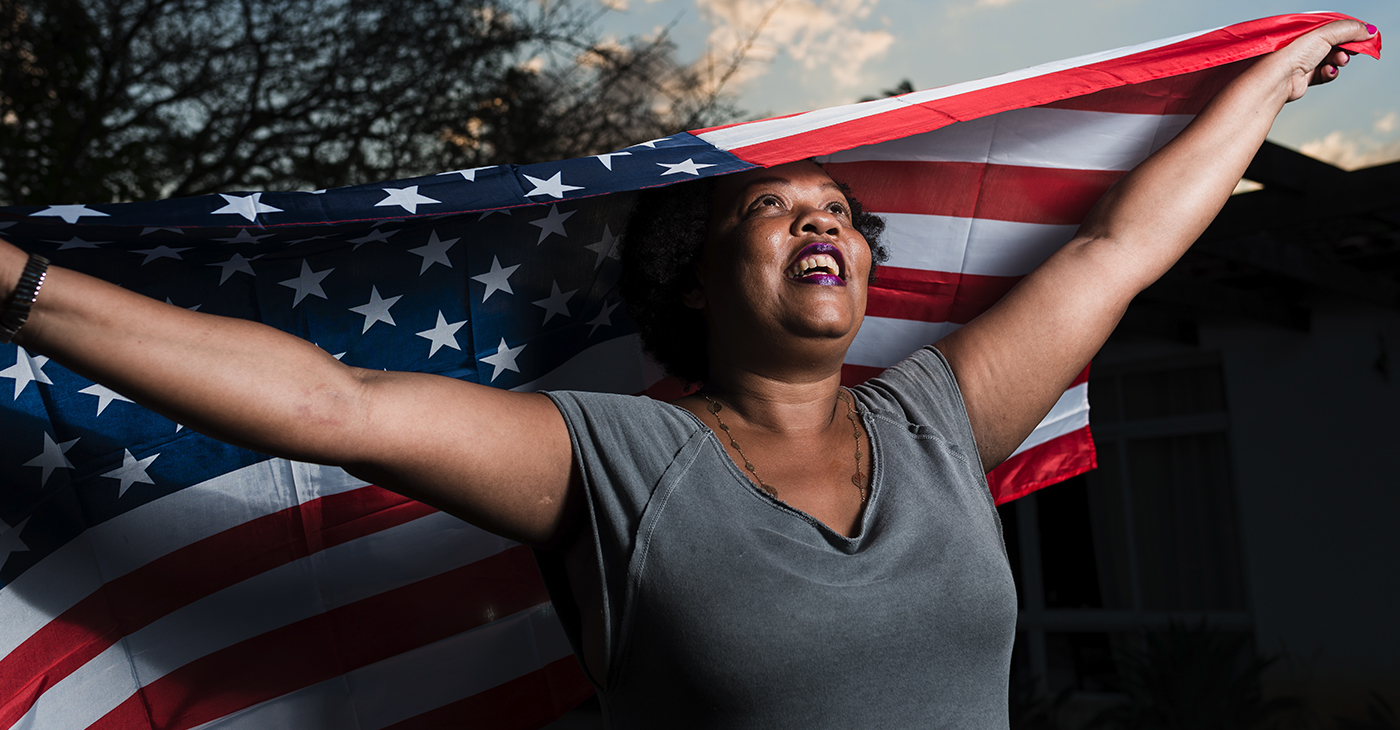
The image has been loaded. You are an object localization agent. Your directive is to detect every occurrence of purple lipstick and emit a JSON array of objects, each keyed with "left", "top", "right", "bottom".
[{"left": 785, "top": 242, "right": 845, "bottom": 286}]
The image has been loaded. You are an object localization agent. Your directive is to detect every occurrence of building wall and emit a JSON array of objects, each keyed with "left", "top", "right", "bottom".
[{"left": 1200, "top": 300, "right": 1400, "bottom": 712}]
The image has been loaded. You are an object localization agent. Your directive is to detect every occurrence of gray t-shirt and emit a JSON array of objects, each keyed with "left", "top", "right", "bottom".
[{"left": 540, "top": 346, "right": 1017, "bottom": 728}]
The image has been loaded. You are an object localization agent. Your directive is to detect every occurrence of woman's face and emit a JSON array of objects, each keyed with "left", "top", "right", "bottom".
[{"left": 687, "top": 161, "right": 872, "bottom": 369}]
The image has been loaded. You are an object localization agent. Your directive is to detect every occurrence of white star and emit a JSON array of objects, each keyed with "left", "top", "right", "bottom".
[
  {"left": 585, "top": 225, "right": 621, "bottom": 268},
  {"left": 438, "top": 166, "right": 494, "bottom": 181},
  {"left": 209, "top": 252, "right": 259, "bottom": 284},
  {"left": 131, "top": 245, "right": 192, "bottom": 265},
  {"left": 522, "top": 172, "right": 583, "bottom": 199},
  {"left": 348, "top": 286, "right": 402, "bottom": 333},
  {"left": 102, "top": 449, "right": 159, "bottom": 497},
  {"left": 348, "top": 229, "right": 395, "bottom": 249},
  {"left": 0, "top": 517, "right": 30, "bottom": 568},
  {"left": 214, "top": 229, "right": 273, "bottom": 245},
  {"left": 278, "top": 260, "right": 334, "bottom": 307},
  {"left": 44, "top": 236, "right": 108, "bottom": 250},
  {"left": 31, "top": 204, "right": 109, "bottom": 224},
  {"left": 471, "top": 256, "right": 520, "bottom": 302},
  {"left": 631, "top": 137, "right": 669, "bottom": 149},
  {"left": 24, "top": 432, "right": 79, "bottom": 486},
  {"left": 79, "top": 383, "right": 134, "bottom": 416},
  {"left": 657, "top": 158, "right": 716, "bottom": 176},
  {"left": 211, "top": 193, "right": 283, "bottom": 222},
  {"left": 375, "top": 186, "right": 440, "bottom": 214},
  {"left": 480, "top": 338, "right": 525, "bottom": 382},
  {"left": 588, "top": 300, "right": 621, "bottom": 336},
  {"left": 408, "top": 230, "right": 458, "bottom": 274},
  {"left": 528, "top": 205, "right": 575, "bottom": 244},
  {"left": 1, "top": 348, "right": 52, "bottom": 399},
  {"left": 415, "top": 311, "right": 467, "bottom": 357},
  {"left": 593, "top": 152, "right": 631, "bottom": 170},
  {"left": 140, "top": 227, "right": 183, "bottom": 236},
  {"left": 532, "top": 281, "right": 577, "bottom": 325}
]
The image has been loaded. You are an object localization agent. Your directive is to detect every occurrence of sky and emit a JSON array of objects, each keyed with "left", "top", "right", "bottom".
[{"left": 590, "top": 0, "right": 1400, "bottom": 169}]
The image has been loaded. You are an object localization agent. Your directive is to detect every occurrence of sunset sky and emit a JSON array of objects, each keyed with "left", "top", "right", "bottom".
[{"left": 592, "top": 0, "right": 1399, "bottom": 169}]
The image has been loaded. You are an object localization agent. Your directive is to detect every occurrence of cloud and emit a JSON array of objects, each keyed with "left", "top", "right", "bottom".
[
  {"left": 1299, "top": 126, "right": 1400, "bottom": 171},
  {"left": 696, "top": 0, "right": 895, "bottom": 89}
]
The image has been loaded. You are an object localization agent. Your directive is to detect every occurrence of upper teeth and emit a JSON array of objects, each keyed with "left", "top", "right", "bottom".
[{"left": 787, "top": 253, "right": 841, "bottom": 279}]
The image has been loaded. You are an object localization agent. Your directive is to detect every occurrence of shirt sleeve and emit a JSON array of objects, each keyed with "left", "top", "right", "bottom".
[{"left": 851, "top": 345, "right": 984, "bottom": 464}]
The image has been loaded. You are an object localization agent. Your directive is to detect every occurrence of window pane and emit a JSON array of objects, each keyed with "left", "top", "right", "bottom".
[{"left": 1128, "top": 433, "right": 1246, "bottom": 610}]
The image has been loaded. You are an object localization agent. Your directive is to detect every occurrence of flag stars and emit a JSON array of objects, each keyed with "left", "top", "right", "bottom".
[
  {"left": 438, "top": 166, "right": 494, "bottom": 181},
  {"left": 658, "top": 158, "right": 716, "bottom": 176},
  {"left": 416, "top": 311, "right": 467, "bottom": 357},
  {"left": 593, "top": 152, "right": 631, "bottom": 171},
  {"left": 25, "top": 433, "right": 79, "bottom": 486},
  {"left": 103, "top": 449, "right": 159, "bottom": 497},
  {"left": 408, "top": 230, "right": 458, "bottom": 274},
  {"left": 585, "top": 225, "right": 621, "bottom": 268},
  {"left": 471, "top": 256, "right": 520, "bottom": 302},
  {"left": 1, "top": 348, "right": 52, "bottom": 399},
  {"left": 211, "top": 193, "right": 283, "bottom": 222},
  {"left": 31, "top": 204, "right": 109, "bottom": 224},
  {"left": 278, "top": 260, "right": 334, "bottom": 307},
  {"left": 522, "top": 172, "right": 583, "bottom": 199},
  {"left": 532, "top": 281, "right": 577, "bottom": 324},
  {"left": 480, "top": 338, "right": 525, "bottom": 382},
  {"left": 79, "top": 383, "right": 134, "bottom": 416},
  {"left": 375, "top": 186, "right": 440, "bottom": 214},
  {"left": 588, "top": 300, "right": 621, "bottom": 336},
  {"left": 348, "top": 286, "right": 402, "bottom": 333},
  {"left": 209, "top": 252, "right": 260, "bottom": 284},
  {"left": 529, "top": 205, "right": 575, "bottom": 244},
  {"left": 215, "top": 229, "right": 273, "bottom": 245},
  {"left": 44, "top": 236, "right": 108, "bottom": 250},
  {"left": 132, "top": 245, "right": 192, "bottom": 265},
  {"left": 348, "top": 228, "right": 396, "bottom": 249},
  {"left": 0, "top": 517, "right": 30, "bottom": 568}
]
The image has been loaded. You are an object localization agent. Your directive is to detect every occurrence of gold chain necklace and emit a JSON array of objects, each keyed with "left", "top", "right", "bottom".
[{"left": 701, "top": 388, "right": 868, "bottom": 505}]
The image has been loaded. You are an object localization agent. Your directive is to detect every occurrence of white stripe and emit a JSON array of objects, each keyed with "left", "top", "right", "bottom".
[
  {"left": 1010, "top": 381, "right": 1091, "bottom": 457},
  {"left": 11, "top": 642, "right": 138, "bottom": 730},
  {"left": 821, "top": 108, "right": 1194, "bottom": 171},
  {"left": 14, "top": 513, "right": 512, "bottom": 729},
  {"left": 188, "top": 603, "right": 573, "bottom": 730},
  {"left": 879, "top": 213, "right": 1078, "bottom": 277},
  {"left": 0, "top": 461, "right": 367, "bottom": 658},
  {"left": 846, "top": 316, "right": 961, "bottom": 369},
  {"left": 512, "top": 333, "right": 663, "bottom": 394},
  {"left": 698, "top": 25, "right": 1218, "bottom": 152}
]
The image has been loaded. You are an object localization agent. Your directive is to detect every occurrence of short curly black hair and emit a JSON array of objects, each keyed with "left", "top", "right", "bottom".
[{"left": 619, "top": 171, "right": 888, "bottom": 384}]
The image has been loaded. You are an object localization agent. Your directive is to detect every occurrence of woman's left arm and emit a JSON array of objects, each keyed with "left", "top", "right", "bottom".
[{"left": 935, "top": 20, "right": 1376, "bottom": 472}]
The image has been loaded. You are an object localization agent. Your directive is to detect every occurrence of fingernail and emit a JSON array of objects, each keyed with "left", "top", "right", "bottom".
[
  {"left": 1366, "top": 24, "right": 1377, "bottom": 35},
  {"left": 1330, "top": 66, "right": 1339, "bottom": 77}
]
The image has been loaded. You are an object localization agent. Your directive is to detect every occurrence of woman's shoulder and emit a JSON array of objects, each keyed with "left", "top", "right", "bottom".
[
  {"left": 851, "top": 345, "right": 977, "bottom": 443},
  {"left": 544, "top": 389, "right": 706, "bottom": 453}
]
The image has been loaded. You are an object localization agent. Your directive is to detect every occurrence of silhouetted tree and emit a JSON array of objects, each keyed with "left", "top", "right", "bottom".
[{"left": 0, "top": 0, "right": 739, "bottom": 204}]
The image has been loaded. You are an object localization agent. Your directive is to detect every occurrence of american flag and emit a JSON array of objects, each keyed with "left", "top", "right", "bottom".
[{"left": 0, "top": 13, "right": 1378, "bottom": 729}]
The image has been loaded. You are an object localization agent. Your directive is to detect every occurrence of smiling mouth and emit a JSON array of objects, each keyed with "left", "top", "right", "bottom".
[{"left": 785, "top": 242, "right": 845, "bottom": 285}]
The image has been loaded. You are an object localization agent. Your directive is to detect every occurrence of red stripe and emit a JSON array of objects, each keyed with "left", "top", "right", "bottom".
[
  {"left": 1039, "top": 63, "right": 1241, "bottom": 115},
  {"left": 0, "top": 485, "right": 434, "bottom": 730},
  {"left": 987, "top": 426, "right": 1097, "bottom": 504},
  {"left": 384, "top": 656, "right": 593, "bottom": 730},
  {"left": 90, "top": 545, "right": 550, "bottom": 730},
  {"left": 867, "top": 267, "right": 1022, "bottom": 324},
  {"left": 826, "top": 160, "right": 1122, "bottom": 225},
  {"left": 712, "top": 13, "right": 1375, "bottom": 166}
]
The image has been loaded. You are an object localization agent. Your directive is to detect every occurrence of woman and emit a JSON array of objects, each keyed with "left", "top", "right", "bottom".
[{"left": 0, "top": 20, "right": 1375, "bottom": 728}]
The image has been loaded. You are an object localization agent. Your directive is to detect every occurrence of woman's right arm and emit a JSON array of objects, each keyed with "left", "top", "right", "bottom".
[{"left": 0, "top": 239, "right": 580, "bottom": 546}]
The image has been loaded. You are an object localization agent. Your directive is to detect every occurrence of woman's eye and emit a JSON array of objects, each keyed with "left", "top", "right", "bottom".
[{"left": 828, "top": 202, "right": 848, "bottom": 216}]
